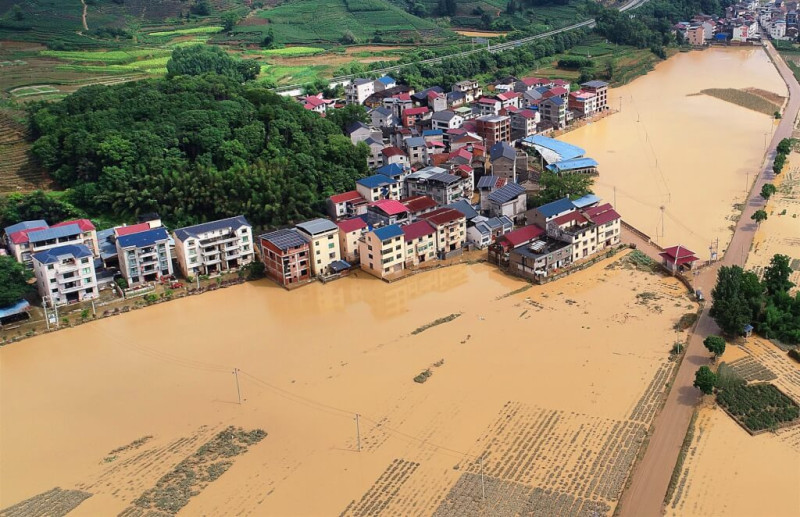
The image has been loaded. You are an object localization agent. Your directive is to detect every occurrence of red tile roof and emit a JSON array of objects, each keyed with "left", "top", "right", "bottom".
[
  {"left": 403, "top": 107, "right": 429, "bottom": 116},
  {"left": 337, "top": 217, "right": 368, "bottom": 234},
  {"left": 584, "top": 203, "right": 621, "bottom": 226},
  {"left": 659, "top": 245, "right": 699, "bottom": 264},
  {"left": 114, "top": 222, "right": 151, "bottom": 237},
  {"left": 520, "top": 77, "right": 547, "bottom": 87},
  {"left": 478, "top": 97, "right": 499, "bottom": 105},
  {"left": 53, "top": 218, "right": 95, "bottom": 232},
  {"left": 496, "top": 92, "right": 520, "bottom": 101},
  {"left": 393, "top": 93, "right": 412, "bottom": 101},
  {"left": 420, "top": 207, "right": 465, "bottom": 226},
  {"left": 330, "top": 190, "right": 364, "bottom": 204},
  {"left": 9, "top": 226, "right": 48, "bottom": 244},
  {"left": 402, "top": 220, "right": 435, "bottom": 241},
  {"left": 554, "top": 211, "right": 588, "bottom": 226},
  {"left": 370, "top": 199, "right": 409, "bottom": 216},
  {"left": 552, "top": 79, "right": 569, "bottom": 86},
  {"left": 449, "top": 148, "right": 473, "bottom": 162},
  {"left": 400, "top": 195, "right": 437, "bottom": 213},
  {"left": 515, "top": 109, "right": 538, "bottom": 119},
  {"left": 382, "top": 146, "right": 405, "bottom": 157},
  {"left": 543, "top": 86, "right": 568, "bottom": 98},
  {"left": 501, "top": 225, "right": 545, "bottom": 248}
]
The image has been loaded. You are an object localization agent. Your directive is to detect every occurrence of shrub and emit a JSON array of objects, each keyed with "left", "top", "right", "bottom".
[
  {"left": 716, "top": 383, "right": 799, "bottom": 432},
  {"left": 413, "top": 369, "right": 432, "bottom": 383}
]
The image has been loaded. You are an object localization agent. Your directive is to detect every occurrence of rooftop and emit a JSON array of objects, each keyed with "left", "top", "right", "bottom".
[
  {"left": 52, "top": 218, "right": 96, "bottom": 232},
  {"left": 487, "top": 182, "right": 526, "bottom": 204},
  {"left": 582, "top": 80, "right": 609, "bottom": 89},
  {"left": 260, "top": 228, "right": 308, "bottom": 251},
  {"left": 511, "top": 235, "right": 572, "bottom": 259},
  {"left": 402, "top": 220, "right": 436, "bottom": 241},
  {"left": 116, "top": 227, "right": 169, "bottom": 249},
  {"left": 400, "top": 195, "right": 438, "bottom": 213},
  {"left": 4, "top": 220, "right": 47, "bottom": 237},
  {"left": 521, "top": 135, "right": 586, "bottom": 163},
  {"left": 174, "top": 216, "right": 250, "bottom": 241},
  {"left": 535, "top": 197, "right": 576, "bottom": 218},
  {"left": 571, "top": 194, "right": 601, "bottom": 209},
  {"left": 403, "top": 107, "right": 429, "bottom": 116},
  {"left": 545, "top": 157, "right": 599, "bottom": 174},
  {"left": 114, "top": 222, "right": 152, "bottom": 237},
  {"left": 32, "top": 243, "right": 93, "bottom": 265},
  {"left": 373, "top": 224, "right": 404, "bottom": 241},
  {"left": 420, "top": 207, "right": 465, "bottom": 226},
  {"left": 376, "top": 163, "right": 406, "bottom": 178},
  {"left": 501, "top": 225, "right": 545, "bottom": 248},
  {"left": 369, "top": 199, "right": 409, "bottom": 216},
  {"left": 337, "top": 217, "right": 369, "bottom": 234},
  {"left": 28, "top": 224, "right": 82, "bottom": 243},
  {"left": 376, "top": 76, "right": 395, "bottom": 85},
  {"left": 490, "top": 141, "right": 516, "bottom": 161},
  {"left": 476, "top": 175, "right": 507, "bottom": 190},
  {"left": 357, "top": 174, "right": 396, "bottom": 188},
  {"left": 330, "top": 190, "right": 364, "bottom": 204},
  {"left": 660, "top": 245, "right": 699, "bottom": 262},
  {"left": 296, "top": 218, "right": 339, "bottom": 236},
  {"left": 446, "top": 199, "right": 480, "bottom": 220},
  {"left": 585, "top": 203, "right": 621, "bottom": 226},
  {"left": 405, "top": 136, "right": 426, "bottom": 148}
]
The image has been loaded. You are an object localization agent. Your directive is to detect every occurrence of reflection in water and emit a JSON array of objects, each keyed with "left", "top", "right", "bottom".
[{"left": 563, "top": 48, "right": 786, "bottom": 256}]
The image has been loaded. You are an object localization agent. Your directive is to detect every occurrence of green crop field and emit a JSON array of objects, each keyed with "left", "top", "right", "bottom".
[
  {"left": 259, "top": 64, "right": 329, "bottom": 85},
  {"left": 261, "top": 47, "right": 326, "bottom": 56},
  {"left": 241, "top": 0, "right": 453, "bottom": 45},
  {"left": 40, "top": 49, "right": 171, "bottom": 64},
  {"left": 148, "top": 26, "right": 224, "bottom": 37}
]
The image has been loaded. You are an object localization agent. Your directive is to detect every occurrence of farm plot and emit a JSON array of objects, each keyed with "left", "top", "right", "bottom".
[
  {"left": 0, "top": 488, "right": 92, "bottom": 517},
  {"left": 148, "top": 26, "right": 223, "bottom": 37},
  {"left": 0, "top": 112, "right": 51, "bottom": 193}
]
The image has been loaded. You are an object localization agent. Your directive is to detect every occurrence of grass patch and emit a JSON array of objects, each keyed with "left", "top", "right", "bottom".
[
  {"left": 411, "top": 313, "right": 462, "bottom": 335},
  {"left": 699, "top": 88, "right": 780, "bottom": 116},
  {"left": 148, "top": 26, "right": 224, "bottom": 37},
  {"left": 41, "top": 49, "right": 170, "bottom": 63},
  {"left": 128, "top": 427, "right": 266, "bottom": 514},
  {"left": 261, "top": 47, "right": 325, "bottom": 56},
  {"left": 716, "top": 382, "right": 799, "bottom": 433},
  {"left": 674, "top": 312, "right": 699, "bottom": 331}
]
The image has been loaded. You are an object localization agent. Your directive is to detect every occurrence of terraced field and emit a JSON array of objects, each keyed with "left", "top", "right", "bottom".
[{"left": 0, "top": 113, "right": 51, "bottom": 193}]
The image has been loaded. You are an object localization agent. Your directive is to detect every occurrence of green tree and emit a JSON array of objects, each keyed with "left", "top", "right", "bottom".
[
  {"left": 325, "top": 103, "right": 369, "bottom": 133},
  {"left": 703, "top": 335, "right": 726, "bottom": 359},
  {"left": 760, "top": 183, "right": 777, "bottom": 200},
  {"left": 222, "top": 12, "right": 241, "bottom": 32},
  {"left": 751, "top": 209, "right": 768, "bottom": 225},
  {"left": 191, "top": 0, "right": 211, "bottom": 16},
  {"left": 710, "top": 265, "right": 764, "bottom": 336},
  {"left": 762, "top": 254, "right": 795, "bottom": 296},
  {"left": 531, "top": 171, "right": 594, "bottom": 206},
  {"left": 0, "top": 256, "right": 33, "bottom": 308},
  {"left": 166, "top": 45, "right": 258, "bottom": 82},
  {"left": 693, "top": 366, "right": 717, "bottom": 395}
]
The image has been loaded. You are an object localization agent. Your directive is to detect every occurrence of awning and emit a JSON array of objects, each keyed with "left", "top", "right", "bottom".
[
  {"left": 329, "top": 260, "right": 352, "bottom": 273},
  {"left": 0, "top": 299, "right": 31, "bottom": 320}
]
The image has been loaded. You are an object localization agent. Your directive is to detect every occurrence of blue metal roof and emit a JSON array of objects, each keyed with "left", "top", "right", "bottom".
[
  {"left": 116, "top": 227, "right": 169, "bottom": 249},
  {"left": 406, "top": 136, "right": 426, "bottom": 147},
  {"left": 174, "top": 216, "right": 250, "bottom": 241},
  {"left": 487, "top": 183, "right": 526, "bottom": 204},
  {"left": 376, "top": 76, "right": 395, "bottom": 85},
  {"left": 96, "top": 228, "right": 118, "bottom": 261},
  {"left": 32, "top": 243, "right": 93, "bottom": 265},
  {"left": 571, "top": 194, "right": 601, "bottom": 209},
  {"left": 27, "top": 224, "right": 82, "bottom": 243},
  {"left": 373, "top": 224, "right": 404, "bottom": 241},
  {"left": 329, "top": 260, "right": 352, "bottom": 273},
  {"left": 422, "top": 129, "right": 443, "bottom": 136},
  {"left": 0, "top": 299, "right": 30, "bottom": 319},
  {"left": 521, "top": 135, "right": 585, "bottom": 162},
  {"left": 477, "top": 175, "right": 500, "bottom": 189},
  {"left": 490, "top": 141, "right": 516, "bottom": 161},
  {"left": 446, "top": 199, "right": 479, "bottom": 220},
  {"left": 535, "top": 197, "right": 575, "bottom": 218},
  {"left": 545, "top": 157, "right": 599, "bottom": 173},
  {"left": 545, "top": 96, "right": 564, "bottom": 106},
  {"left": 4, "top": 220, "right": 48, "bottom": 236},
  {"left": 376, "top": 163, "right": 404, "bottom": 178},
  {"left": 357, "top": 174, "right": 396, "bottom": 188}
]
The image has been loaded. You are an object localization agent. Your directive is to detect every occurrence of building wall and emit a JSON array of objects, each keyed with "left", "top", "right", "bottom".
[
  {"left": 404, "top": 233, "right": 436, "bottom": 266},
  {"left": 356, "top": 182, "right": 401, "bottom": 202},
  {"left": 508, "top": 244, "right": 573, "bottom": 280},
  {"left": 34, "top": 254, "right": 98, "bottom": 305},
  {"left": 358, "top": 231, "right": 405, "bottom": 278},
  {"left": 430, "top": 219, "right": 467, "bottom": 255},
  {"left": 338, "top": 228, "right": 364, "bottom": 263},
  {"left": 118, "top": 240, "right": 172, "bottom": 286},
  {"left": 490, "top": 157, "right": 515, "bottom": 182},
  {"left": 304, "top": 229, "right": 341, "bottom": 276},
  {"left": 260, "top": 239, "right": 310, "bottom": 287},
  {"left": 174, "top": 226, "right": 253, "bottom": 278}
]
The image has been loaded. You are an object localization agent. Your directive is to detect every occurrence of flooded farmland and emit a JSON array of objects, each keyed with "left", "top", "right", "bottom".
[{"left": 562, "top": 47, "right": 787, "bottom": 258}]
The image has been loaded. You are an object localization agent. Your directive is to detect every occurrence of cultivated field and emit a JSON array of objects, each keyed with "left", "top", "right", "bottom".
[
  {"left": 0, "top": 111, "right": 52, "bottom": 193},
  {"left": 1, "top": 255, "right": 696, "bottom": 515}
]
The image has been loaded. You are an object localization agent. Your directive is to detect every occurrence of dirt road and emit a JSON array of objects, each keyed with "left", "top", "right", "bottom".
[{"left": 618, "top": 40, "right": 800, "bottom": 517}]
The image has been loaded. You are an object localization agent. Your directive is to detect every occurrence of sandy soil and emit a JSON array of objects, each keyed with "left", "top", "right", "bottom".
[
  {"left": 666, "top": 337, "right": 800, "bottom": 517},
  {"left": 1, "top": 255, "right": 695, "bottom": 516},
  {"left": 562, "top": 48, "right": 787, "bottom": 257},
  {"left": 745, "top": 150, "right": 800, "bottom": 287},
  {"left": 454, "top": 30, "right": 508, "bottom": 38}
]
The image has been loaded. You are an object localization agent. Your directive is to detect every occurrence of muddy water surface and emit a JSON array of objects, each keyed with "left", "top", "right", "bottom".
[{"left": 563, "top": 47, "right": 787, "bottom": 257}]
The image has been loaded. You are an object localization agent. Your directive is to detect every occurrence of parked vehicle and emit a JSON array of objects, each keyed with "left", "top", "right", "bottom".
[{"left": 695, "top": 289, "right": 704, "bottom": 301}]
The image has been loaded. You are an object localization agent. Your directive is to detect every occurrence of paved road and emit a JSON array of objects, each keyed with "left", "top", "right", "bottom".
[
  {"left": 274, "top": 0, "right": 651, "bottom": 94},
  {"left": 617, "top": 40, "right": 800, "bottom": 517}
]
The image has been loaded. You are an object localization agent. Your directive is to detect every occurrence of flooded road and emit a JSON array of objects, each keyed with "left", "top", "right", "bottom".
[{"left": 562, "top": 47, "right": 787, "bottom": 257}]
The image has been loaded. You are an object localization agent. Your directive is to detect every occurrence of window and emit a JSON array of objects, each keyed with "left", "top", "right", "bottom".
[
  {"left": 242, "top": 235, "right": 249, "bottom": 243},
  {"left": 81, "top": 258, "right": 89, "bottom": 264},
  {"left": 328, "top": 235, "right": 333, "bottom": 240},
  {"left": 188, "top": 240, "right": 195, "bottom": 246},
  {"left": 48, "top": 265, "right": 54, "bottom": 270},
  {"left": 316, "top": 249, "right": 320, "bottom": 255},
  {"left": 328, "top": 242, "right": 335, "bottom": 249},
  {"left": 395, "top": 245, "right": 401, "bottom": 251},
  {"left": 329, "top": 252, "right": 336, "bottom": 259},
  {"left": 368, "top": 245, "right": 373, "bottom": 251},
  {"left": 82, "top": 267, "right": 91, "bottom": 275},
  {"left": 50, "top": 278, "right": 56, "bottom": 284}
]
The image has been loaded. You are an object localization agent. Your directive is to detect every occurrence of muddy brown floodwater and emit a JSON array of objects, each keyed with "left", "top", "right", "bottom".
[{"left": 562, "top": 47, "right": 787, "bottom": 258}]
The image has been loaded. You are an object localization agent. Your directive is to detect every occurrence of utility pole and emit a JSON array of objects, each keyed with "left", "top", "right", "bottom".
[
  {"left": 355, "top": 413, "right": 362, "bottom": 452},
  {"left": 43, "top": 304, "right": 50, "bottom": 331},
  {"left": 660, "top": 205, "right": 665, "bottom": 241},
  {"left": 233, "top": 368, "right": 241, "bottom": 404},
  {"left": 91, "top": 299, "right": 96, "bottom": 317}
]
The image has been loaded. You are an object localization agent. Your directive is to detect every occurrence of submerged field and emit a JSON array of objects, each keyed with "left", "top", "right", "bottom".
[{"left": 0, "top": 254, "right": 696, "bottom": 515}]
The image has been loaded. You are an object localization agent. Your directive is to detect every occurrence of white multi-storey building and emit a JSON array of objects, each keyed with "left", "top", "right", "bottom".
[
  {"left": 32, "top": 244, "right": 98, "bottom": 305},
  {"left": 116, "top": 227, "right": 173, "bottom": 286},
  {"left": 173, "top": 216, "right": 254, "bottom": 278}
]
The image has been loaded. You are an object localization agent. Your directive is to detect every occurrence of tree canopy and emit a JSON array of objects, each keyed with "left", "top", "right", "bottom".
[
  {"left": 694, "top": 366, "right": 717, "bottom": 395},
  {"left": 703, "top": 335, "right": 726, "bottom": 359},
  {"left": 28, "top": 71, "right": 369, "bottom": 229},
  {"left": 0, "top": 190, "right": 85, "bottom": 229},
  {"left": 166, "top": 45, "right": 259, "bottom": 83},
  {"left": 709, "top": 265, "right": 763, "bottom": 336},
  {"left": 0, "top": 256, "right": 33, "bottom": 308},
  {"left": 530, "top": 171, "right": 594, "bottom": 206}
]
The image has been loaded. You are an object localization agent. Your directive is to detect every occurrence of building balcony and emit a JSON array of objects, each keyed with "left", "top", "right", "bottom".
[
  {"left": 205, "top": 257, "right": 222, "bottom": 266},
  {"left": 224, "top": 242, "right": 240, "bottom": 251},
  {"left": 202, "top": 248, "right": 221, "bottom": 257},
  {"left": 200, "top": 234, "right": 237, "bottom": 246}
]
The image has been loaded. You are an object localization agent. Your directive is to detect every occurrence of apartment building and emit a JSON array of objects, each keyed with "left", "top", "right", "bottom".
[
  {"left": 356, "top": 174, "right": 401, "bottom": 202},
  {"left": 419, "top": 208, "right": 467, "bottom": 258},
  {"left": 336, "top": 217, "right": 369, "bottom": 263},
  {"left": 402, "top": 220, "right": 437, "bottom": 266},
  {"left": 116, "top": 227, "right": 173, "bottom": 286},
  {"left": 580, "top": 80, "right": 609, "bottom": 111},
  {"left": 7, "top": 219, "right": 98, "bottom": 266},
  {"left": 173, "top": 216, "right": 254, "bottom": 278},
  {"left": 32, "top": 244, "right": 98, "bottom": 305},
  {"left": 295, "top": 218, "right": 341, "bottom": 277},
  {"left": 539, "top": 97, "right": 567, "bottom": 129},
  {"left": 452, "top": 79, "right": 482, "bottom": 102},
  {"left": 568, "top": 90, "right": 598, "bottom": 118},
  {"left": 260, "top": 228, "right": 311, "bottom": 288},
  {"left": 358, "top": 224, "right": 405, "bottom": 278},
  {"left": 404, "top": 167, "right": 467, "bottom": 205},
  {"left": 346, "top": 78, "right": 375, "bottom": 105},
  {"left": 475, "top": 115, "right": 511, "bottom": 146}
]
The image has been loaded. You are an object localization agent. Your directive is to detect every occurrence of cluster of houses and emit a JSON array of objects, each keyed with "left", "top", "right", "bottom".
[
  {"left": 674, "top": 1, "right": 793, "bottom": 44},
  {"left": 2, "top": 215, "right": 255, "bottom": 306}
]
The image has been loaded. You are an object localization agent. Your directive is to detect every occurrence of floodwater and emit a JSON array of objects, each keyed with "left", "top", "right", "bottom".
[
  {"left": 0, "top": 257, "right": 693, "bottom": 515},
  {"left": 562, "top": 47, "right": 787, "bottom": 258}
]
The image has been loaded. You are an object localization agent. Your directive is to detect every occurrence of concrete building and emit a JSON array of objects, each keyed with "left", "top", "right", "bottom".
[
  {"left": 327, "top": 190, "right": 368, "bottom": 220},
  {"left": 467, "top": 215, "right": 513, "bottom": 248},
  {"left": 7, "top": 219, "right": 98, "bottom": 266},
  {"left": 373, "top": 75, "right": 396, "bottom": 92},
  {"left": 419, "top": 208, "right": 467, "bottom": 258},
  {"left": 356, "top": 174, "right": 401, "bottom": 202},
  {"left": 431, "top": 110, "right": 464, "bottom": 131},
  {"left": 359, "top": 224, "right": 405, "bottom": 278},
  {"left": 539, "top": 97, "right": 567, "bottom": 129},
  {"left": 400, "top": 195, "right": 438, "bottom": 219},
  {"left": 580, "top": 80, "right": 609, "bottom": 111},
  {"left": 510, "top": 109, "right": 538, "bottom": 138},
  {"left": 545, "top": 157, "right": 599, "bottom": 176},
  {"left": 116, "top": 227, "right": 173, "bottom": 286},
  {"left": 32, "top": 244, "right": 98, "bottom": 305},
  {"left": 488, "top": 141, "right": 518, "bottom": 183},
  {"left": 486, "top": 182, "right": 527, "bottom": 222},
  {"left": 366, "top": 199, "right": 411, "bottom": 227},
  {"left": 508, "top": 237, "right": 574, "bottom": 280},
  {"left": 336, "top": 217, "right": 369, "bottom": 263},
  {"left": 452, "top": 79, "right": 482, "bottom": 103},
  {"left": 687, "top": 24, "right": 705, "bottom": 45},
  {"left": 475, "top": 115, "right": 511, "bottom": 146},
  {"left": 346, "top": 78, "right": 375, "bottom": 105},
  {"left": 404, "top": 166, "right": 467, "bottom": 205},
  {"left": 585, "top": 203, "right": 622, "bottom": 250},
  {"left": 402, "top": 220, "right": 437, "bottom": 266},
  {"left": 477, "top": 97, "right": 501, "bottom": 116},
  {"left": 295, "top": 218, "right": 341, "bottom": 277},
  {"left": 568, "top": 90, "right": 598, "bottom": 118},
  {"left": 259, "top": 228, "right": 311, "bottom": 288},
  {"left": 173, "top": 216, "right": 254, "bottom": 278},
  {"left": 526, "top": 197, "right": 576, "bottom": 228}
]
